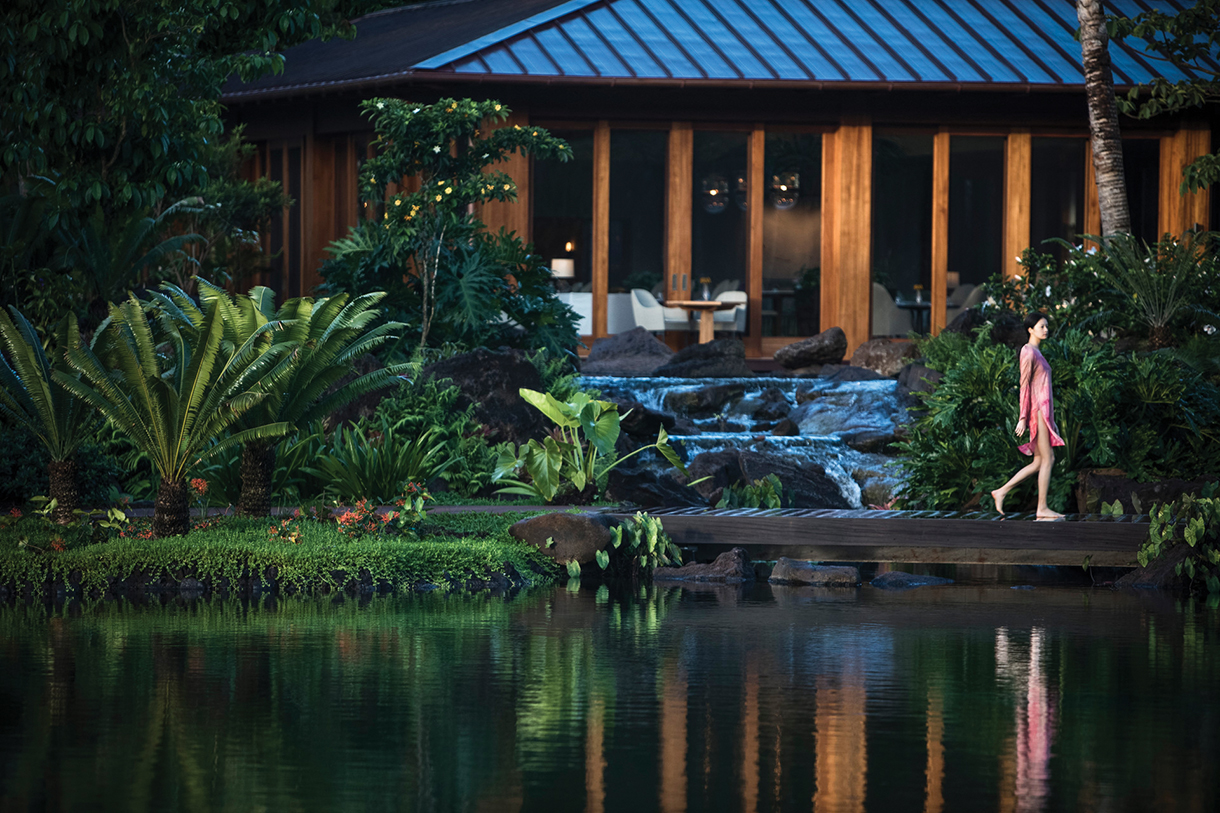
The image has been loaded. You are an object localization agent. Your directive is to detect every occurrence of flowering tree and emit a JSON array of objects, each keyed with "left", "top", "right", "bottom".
[{"left": 347, "top": 97, "right": 572, "bottom": 349}]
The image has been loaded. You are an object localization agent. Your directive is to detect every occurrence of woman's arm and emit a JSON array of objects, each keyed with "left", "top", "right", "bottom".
[{"left": 1017, "top": 346, "right": 1033, "bottom": 430}]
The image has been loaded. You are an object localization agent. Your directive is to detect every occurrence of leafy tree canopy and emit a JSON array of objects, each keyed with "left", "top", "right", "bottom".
[
  {"left": 0, "top": 0, "right": 379, "bottom": 219},
  {"left": 1110, "top": 0, "right": 1220, "bottom": 192}
]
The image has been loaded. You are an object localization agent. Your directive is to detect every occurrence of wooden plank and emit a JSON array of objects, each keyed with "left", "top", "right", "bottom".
[
  {"left": 303, "top": 132, "right": 336, "bottom": 295},
  {"left": 746, "top": 125, "right": 765, "bottom": 357},
  {"left": 1083, "top": 140, "right": 1100, "bottom": 250},
  {"left": 479, "top": 108, "right": 531, "bottom": 242},
  {"left": 1160, "top": 122, "right": 1212, "bottom": 236},
  {"left": 666, "top": 122, "right": 693, "bottom": 303},
  {"left": 823, "top": 117, "right": 872, "bottom": 353},
  {"left": 592, "top": 120, "right": 610, "bottom": 338},
  {"left": 820, "top": 127, "right": 839, "bottom": 333},
  {"left": 930, "top": 129, "right": 950, "bottom": 335},
  {"left": 1003, "top": 129, "right": 1031, "bottom": 279}
]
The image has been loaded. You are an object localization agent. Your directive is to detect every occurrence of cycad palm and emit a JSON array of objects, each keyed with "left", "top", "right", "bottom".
[
  {"left": 153, "top": 280, "right": 408, "bottom": 515},
  {"left": 0, "top": 309, "right": 99, "bottom": 522},
  {"left": 56, "top": 295, "right": 291, "bottom": 537}
]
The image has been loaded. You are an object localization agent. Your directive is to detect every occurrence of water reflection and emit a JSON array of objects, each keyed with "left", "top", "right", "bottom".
[{"left": 0, "top": 586, "right": 1217, "bottom": 812}]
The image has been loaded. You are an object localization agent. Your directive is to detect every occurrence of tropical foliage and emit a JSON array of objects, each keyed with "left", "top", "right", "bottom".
[
  {"left": 492, "top": 389, "right": 692, "bottom": 504},
  {"left": 305, "top": 417, "right": 454, "bottom": 505},
  {"left": 596, "top": 512, "right": 683, "bottom": 578},
  {"left": 0, "top": 309, "right": 100, "bottom": 521},
  {"left": 1141, "top": 482, "right": 1220, "bottom": 593},
  {"left": 55, "top": 296, "right": 291, "bottom": 537},
  {"left": 320, "top": 98, "right": 580, "bottom": 356}
]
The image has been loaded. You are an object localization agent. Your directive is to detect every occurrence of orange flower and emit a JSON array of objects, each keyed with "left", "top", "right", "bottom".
[{"left": 189, "top": 478, "right": 208, "bottom": 498}]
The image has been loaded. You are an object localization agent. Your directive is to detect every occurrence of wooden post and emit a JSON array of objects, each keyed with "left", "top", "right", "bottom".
[
  {"left": 1003, "top": 129, "right": 1032, "bottom": 279},
  {"left": 1083, "top": 140, "right": 1101, "bottom": 249},
  {"left": 746, "top": 126, "right": 765, "bottom": 357},
  {"left": 821, "top": 118, "right": 872, "bottom": 354},
  {"left": 666, "top": 123, "right": 693, "bottom": 304},
  {"left": 930, "top": 130, "right": 950, "bottom": 335},
  {"left": 1160, "top": 122, "right": 1212, "bottom": 237},
  {"left": 592, "top": 120, "right": 610, "bottom": 338}
]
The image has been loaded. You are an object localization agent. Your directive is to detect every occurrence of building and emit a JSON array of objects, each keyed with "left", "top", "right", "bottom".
[{"left": 222, "top": 0, "right": 1218, "bottom": 356}]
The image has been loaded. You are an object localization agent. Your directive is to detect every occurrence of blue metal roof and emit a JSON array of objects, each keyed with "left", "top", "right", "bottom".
[{"left": 415, "top": 0, "right": 1218, "bottom": 87}]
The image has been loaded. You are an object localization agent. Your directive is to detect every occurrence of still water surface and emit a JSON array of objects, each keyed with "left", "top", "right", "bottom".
[{"left": 1, "top": 583, "right": 1217, "bottom": 812}]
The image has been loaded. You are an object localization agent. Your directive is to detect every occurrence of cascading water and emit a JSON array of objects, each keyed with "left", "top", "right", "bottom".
[{"left": 582, "top": 375, "right": 908, "bottom": 509}]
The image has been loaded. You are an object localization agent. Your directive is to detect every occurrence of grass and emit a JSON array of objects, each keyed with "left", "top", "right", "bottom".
[{"left": 0, "top": 511, "right": 559, "bottom": 596}]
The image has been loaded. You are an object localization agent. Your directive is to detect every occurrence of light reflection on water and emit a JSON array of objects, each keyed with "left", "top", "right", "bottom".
[{"left": 0, "top": 585, "right": 1217, "bottom": 812}]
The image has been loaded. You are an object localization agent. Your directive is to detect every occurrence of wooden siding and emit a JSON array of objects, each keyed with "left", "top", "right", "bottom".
[
  {"left": 1003, "top": 129, "right": 1031, "bottom": 279},
  {"left": 479, "top": 108, "right": 531, "bottom": 243},
  {"left": 746, "top": 126, "right": 765, "bottom": 357},
  {"left": 592, "top": 120, "right": 610, "bottom": 339},
  {"left": 930, "top": 130, "right": 951, "bottom": 335},
  {"left": 820, "top": 119, "right": 872, "bottom": 354},
  {"left": 666, "top": 123, "right": 693, "bottom": 303},
  {"left": 1160, "top": 121, "right": 1212, "bottom": 236}
]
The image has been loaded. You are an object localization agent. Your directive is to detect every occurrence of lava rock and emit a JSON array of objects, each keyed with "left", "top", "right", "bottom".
[
  {"left": 581, "top": 327, "right": 674, "bottom": 376},
  {"left": 604, "top": 459, "right": 705, "bottom": 508},
  {"left": 653, "top": 547, "right": 755, "bottom": 583},
  {"left": 774, "top": 327, "right": 847, "bottom": 369},
  {"left": 824, "top": 365, "right": 887, "bottom": 382},
  {"left": 421, "top": 348, "right": 546, "bottom": 446},
  {"left": 771, "top": 418, "right": 800, "bottom": 436},
  {"left": 944, "top": 307, "right": 988, "bottom": 335},
  {"left": 509, "top": 512, "right": 617, "bottom": 566},
  {"left": 663, "top": 383, "right": 745, "bottom": 416},
  {"left": 769, "top": 558, "right": 859, "bottom": 586},
  {"left": 687, "top": 449, "right": 853, "bottom": 509},
  {"left": 1114, "top": 544, "right": 1193, "bottom": 591},
  {"left": 850, "top": 339, "right": 919, "bottom": 377},
  {"left": 788, "top": 383, "right": 903, "bottom": 449},
  {"left": 652, "top": 339, "right": 754, "bottom": 378},
  {"left": 753, "top": 387, "right": 793, "bottom": 421},
  {"left": 841, "top": 430, "right": 898, "bottom": 454},
  {"left": 897, "top": 362, "right": 943, "bottom": 401},
  {"left": 611, "top": 398, "right": 676, "bottom": 439},
  {"left": 990, "top": 312, "right": 1028, "bottom": 349},
  {"left": 871, "top": 571, "right": 954, "bottom": 589}
]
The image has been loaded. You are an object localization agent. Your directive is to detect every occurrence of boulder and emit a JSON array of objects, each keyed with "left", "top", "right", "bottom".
[
  {"left": 687, "top": 449, "right": 853, "bottom": 509},
  {"left": 653, "top": 547, "right": 755, "bottom": 583},
  {"left": 663, "top": 383, "right": 745, "bottom": 416},
  {"left": 610, "top": 398, "right": 675, "bottom": 439},
  {"left": 753, "top": 387, "right": 792, "bottom": 421},
  {"left": 897, "top": 362, "right": 943, "bottom": 401},
  {"left": 771, "top": 418, "right": 800, "bottom": 437},
  {"left": 769, "top": 558, "right": 859, "bottom": 586},
  {"left": 1074, "top": 469, "right": 1218, "bottom": 515},
  {"left": 944, "top": 307, "right": 988, "bottom": 335},
  {"left": 871, "top": 571, "right": 953, "bottom": 589},
  {"left": 509, "top": 512, "right": 616, "bottom": 566},
  {"left": 774, "top": 327, "right": 847, "bottom": 369},
  {"left": 850, "top": 339, "right": 919, "bottom": 377},
  {"left": 789, "top": 383, "right": 903, "bottom": 449},
  {"left": 420, "top": 348, "right": 546, "bottom": 446},
  {"left": 1114, "top": 544, "right": 1192, "bottom": 591},
  {"left": 990, "top": 312, "right": 1028, "bottom": 349},
  {"left": 604, "top": 458, "right": 706, "bottom": 508},
  {"left": 823, "top": 365, "right": 886, "bottom": 382},
  {"left": 652, "top": 339, "right": 754, "bottom": 378},
  {"left": 582, "top": 327, "right": 673, "bottom": 376}
]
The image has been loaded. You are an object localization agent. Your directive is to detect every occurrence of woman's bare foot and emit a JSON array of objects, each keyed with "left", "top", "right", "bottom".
[
  {"left": 991, "top": 488, "right": 1006, "bottom": 514},
  {"left": 1035, "top": 508, "right": 1064, "bottom": 519}
]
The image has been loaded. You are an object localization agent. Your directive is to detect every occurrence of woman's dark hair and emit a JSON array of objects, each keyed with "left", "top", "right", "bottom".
[{"left": 1023, "top": 312, "right": 1048, "bottom": 331}]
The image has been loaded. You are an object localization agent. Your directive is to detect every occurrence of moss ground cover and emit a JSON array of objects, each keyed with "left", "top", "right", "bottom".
[{"left": 0, "top": 511, "right": 559, "bottom": 597}]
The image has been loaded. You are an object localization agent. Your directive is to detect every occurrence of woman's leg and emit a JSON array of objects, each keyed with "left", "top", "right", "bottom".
[
  {"left": 991, "top": 453, "right": 1042, "bottom": 515},
  {"left": 1034, "top": 411, "right": 1062, "bottom": 518}
]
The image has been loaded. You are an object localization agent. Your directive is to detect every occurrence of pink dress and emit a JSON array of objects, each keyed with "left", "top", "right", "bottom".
[{"left": 1017, "top": 344, "right": 1065, "bottom": 456}]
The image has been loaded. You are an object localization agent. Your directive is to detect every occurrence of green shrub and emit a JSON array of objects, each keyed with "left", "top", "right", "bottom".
[
  {"left": 716, "top": 474, "right": 784, "bottom": 509},
  {"left": 594, "top": 512, "right": 682, "bottom": 578},
  {"left": 0, "top": 427, "right": 122, "bottom": 508},
  {"left": 1141, "top": 482, "right": 1220, "bottom": 593},
  {"left": 305, "top": 416, "right": 455, "bottom": 504}
]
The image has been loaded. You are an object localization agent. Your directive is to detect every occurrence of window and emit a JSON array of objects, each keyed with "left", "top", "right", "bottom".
[
  {"left": 872, "top": 134, "right": 933, "bottom": 336},
  {"left": 692, "top": 131, "right": 749, "bottom": 299},
  {"left": 948, "top": 136, "right": 1004, "bottom": 287},
  {"left": 533, "top": 130, "right": 594, "bottom": 290},
  {"left": 1124, "top": 138, "right": 1160, "bottom": 244},
  {"left": 1030, "top": 138, "right": 1086, "bottom": 261},
  {"left": 609, "top": 130, "right": 667, "bottom": 295},
  {"left": 762, "top": 133, "right": 822, "bottom": 336}
]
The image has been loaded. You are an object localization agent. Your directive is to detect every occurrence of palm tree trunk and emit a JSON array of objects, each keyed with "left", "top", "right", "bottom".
[
  {"left": 1077, "top": 0, "right": 1132, "bottom": 236},
  {"left": 237, "top": 441, "right": 276, "bottom": 517},
  {"left": 154, "top": 477, "right": 190, "bottom": 538},
  {"left": 48, "top": 459, "right": 78, "bottom": 525}
]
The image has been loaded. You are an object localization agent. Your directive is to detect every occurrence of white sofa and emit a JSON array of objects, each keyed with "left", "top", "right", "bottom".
[
  {"left": 632, "top": 288, "right": 692, "bottom": 332},
  {"left": 556, "top": 292, "right": 636, "bottom": 335}
]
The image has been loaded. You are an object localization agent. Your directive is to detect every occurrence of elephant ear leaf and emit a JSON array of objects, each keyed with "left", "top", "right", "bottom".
[
  {"left": 595, "top": 549, "right": 610, "bottom": 570},
  {"left": 520, "top": 387, "right": 575, "bottom": 427},
  {"left": 582, "top": 408, "right": 619, "bottom": 457},
  {"left": 655, "top": 426, "right": 689, "bottom": 476}
]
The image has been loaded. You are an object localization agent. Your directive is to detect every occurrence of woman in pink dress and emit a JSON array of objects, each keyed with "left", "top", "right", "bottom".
[{"left": 991, "top": 313, "right": 1065, "bottom": 518}]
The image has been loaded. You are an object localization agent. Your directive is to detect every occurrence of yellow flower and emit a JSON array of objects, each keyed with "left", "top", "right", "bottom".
[
  {"left": 503, "top": 183, "right": 511, "bottom": 190},
  {"left": 435, "top": 194, "right": 442, "bottom": 201},
  {"left": 383, "top": 212, "right": 388, "bottom": 219},
  {"left": 394, "top": 199, "right": 401, "bottom": 206},
  {"left": 494, "top": 104, "right": 502, "bottom": 111},
  {"left": 514, "top": 125, "right": 521, "bottom": 130},
  {"left": 444, "top": 187, "right": 452, "bottom": 194}
]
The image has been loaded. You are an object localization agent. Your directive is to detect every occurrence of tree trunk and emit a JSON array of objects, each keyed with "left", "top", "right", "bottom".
[
  {"left": 1078, "top": 0, "right": 1132, "bottom": 236},
  {"left": 48, "top": 459, "right": 78, "bottom": 525},
  {"left": 154, "top": 477, "right": 190, "bottom": 538},
  {"left": 238, "top": 442, "right": 277, "bottom": 517}
]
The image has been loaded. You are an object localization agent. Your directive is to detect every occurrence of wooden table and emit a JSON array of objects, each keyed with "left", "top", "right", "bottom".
[
  {"left": 667, "top": 300, "right": 736, "bottom": 343},
  {"left": 896, "top": 300, "right": 932, "bottom": 334}
]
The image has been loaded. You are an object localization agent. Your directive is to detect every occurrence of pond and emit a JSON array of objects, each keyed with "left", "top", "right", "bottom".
[{"left": 1, "top": 582, "right": 1217, "bottom": 812}]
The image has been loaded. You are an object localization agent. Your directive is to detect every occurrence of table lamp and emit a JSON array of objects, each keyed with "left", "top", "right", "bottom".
[
  {"left": 551, "top": 259, "right": 575, "bottom": 279},
  {"left": 947, "top": 271, "right": 961, "bottom": 289}
]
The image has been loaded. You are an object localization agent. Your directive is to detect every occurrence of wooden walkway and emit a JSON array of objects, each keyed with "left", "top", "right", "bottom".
[{"left": 605, "top": 507, "right": 1152, "bottom": 567}]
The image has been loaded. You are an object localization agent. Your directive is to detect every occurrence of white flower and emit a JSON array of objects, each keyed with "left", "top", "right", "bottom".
[
  {"left": 1206, "top": 324, "right": 1218, "bottom": 335},
  {"left": 482, "top": 154, "right": 489, "bottom": 159},
  {"left": 1045, "top": 285, "right": 1051, "bottom": 297},
  {"left": 433, "top": 146, "right": 441, "bottom": 153},
  {"left": 376, "top": 102, "right": 385, "bottom": 109},
  {"left": 413, "top": 108, "right": 421, "bottom": 113},
  {"left": 1087, "top": 246, "right": 1098, "bottom": 255}
]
